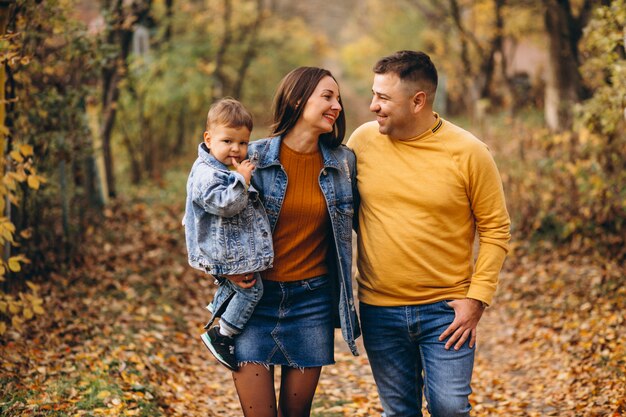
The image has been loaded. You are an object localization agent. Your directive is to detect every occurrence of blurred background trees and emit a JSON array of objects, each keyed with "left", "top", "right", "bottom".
[{"left": 1, "top": 0, "right": 624, "bottom": 333}]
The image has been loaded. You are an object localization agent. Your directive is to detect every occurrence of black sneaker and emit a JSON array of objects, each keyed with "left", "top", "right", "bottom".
[{"left": 201, "top": 327, "right": 238, "bottom": 371}]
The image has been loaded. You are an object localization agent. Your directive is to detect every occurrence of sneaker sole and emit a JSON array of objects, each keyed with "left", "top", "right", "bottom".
[{"left": 201, "top": 332, "right": 238, "bottom": 371}]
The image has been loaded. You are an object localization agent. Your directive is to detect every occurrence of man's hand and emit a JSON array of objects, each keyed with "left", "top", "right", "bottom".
[
  {"left": 224, "top": 273, "right": 257, "bottom": 289},
  {"left": 439, "top": 298, "right": 486, "bottom": 350},
  {"left": 231, "top": 158, "right": 254, "bottom": 185}
]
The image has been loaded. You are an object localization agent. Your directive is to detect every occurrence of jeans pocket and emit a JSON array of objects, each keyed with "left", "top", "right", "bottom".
[{"left": 303, "top": 276, "right": 329, "bottom": 292}]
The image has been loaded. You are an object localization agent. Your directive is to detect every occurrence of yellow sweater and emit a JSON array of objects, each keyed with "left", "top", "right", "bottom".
[{"left": 347, "top": 115, "right": 510, "bottom": 306}]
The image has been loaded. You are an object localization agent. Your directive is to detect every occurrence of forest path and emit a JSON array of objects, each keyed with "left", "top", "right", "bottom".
[{"left": 1, "top": 175, "right": 624, "bottom": 416}]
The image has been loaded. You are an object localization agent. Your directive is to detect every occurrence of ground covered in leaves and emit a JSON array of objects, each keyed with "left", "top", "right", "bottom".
[{"left": 1, "top": 177, "right": 625, "bottom": 416}]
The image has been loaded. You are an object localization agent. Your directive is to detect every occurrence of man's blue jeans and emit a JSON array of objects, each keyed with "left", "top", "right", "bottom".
[{"left": 360, "top": 301, "right": 474, "bottom": 417}]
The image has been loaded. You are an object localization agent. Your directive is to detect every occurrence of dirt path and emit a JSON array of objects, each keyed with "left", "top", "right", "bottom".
[{"left": 1, "top": 194, "right": 624, "bottom": 416}]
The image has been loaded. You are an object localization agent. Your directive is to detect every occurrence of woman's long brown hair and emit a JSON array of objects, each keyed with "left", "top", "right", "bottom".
[{"left": 270, "top": 67, "right": 346, "bottom": 148}]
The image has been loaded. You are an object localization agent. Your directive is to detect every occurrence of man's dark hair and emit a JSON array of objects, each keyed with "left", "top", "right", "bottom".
[{"left": 374, "top": 50, "right": 438, "bottom": 103}]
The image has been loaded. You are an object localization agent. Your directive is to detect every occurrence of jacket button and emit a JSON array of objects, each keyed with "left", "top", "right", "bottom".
[{"left": 262, "top": 231, "right": 268, "bottom": 237}]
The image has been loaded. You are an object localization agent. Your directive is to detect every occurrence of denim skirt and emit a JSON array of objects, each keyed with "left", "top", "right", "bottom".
[{"left": 234, "top": 275, "right": 334, "bottom": 368}]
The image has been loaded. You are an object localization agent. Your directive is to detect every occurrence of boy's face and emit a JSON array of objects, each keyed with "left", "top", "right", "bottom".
[{"left": 203, "top": 125, "right": 251, "bottom": 167}]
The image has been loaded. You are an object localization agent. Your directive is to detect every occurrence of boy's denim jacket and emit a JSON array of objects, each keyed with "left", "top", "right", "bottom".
[
  {"left": 228, "top": 136, "right": 361, "bottom": 355},
  {"left": 183, "top": 143, "right": 273, "bottom": 276}
]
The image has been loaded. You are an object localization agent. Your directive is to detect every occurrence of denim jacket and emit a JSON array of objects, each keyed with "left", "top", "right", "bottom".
[
  {"left": 240, "top": 136, "right": 362, "bottom": 355},
  {"left": 183, "top": 143, "right": 274, "bottom": 276}
]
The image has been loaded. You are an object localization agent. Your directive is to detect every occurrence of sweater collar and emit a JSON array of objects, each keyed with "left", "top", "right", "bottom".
[
  {"left": 253, "top": 136, "right": 342, "bottom": 171},
  {"left": 398, "top": 112, "right": 443, "bottom": 142}
]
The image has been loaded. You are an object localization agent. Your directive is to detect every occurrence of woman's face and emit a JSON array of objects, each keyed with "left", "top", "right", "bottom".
[{"left": 299, "top": 76, "right": 342, "bottom": 135}]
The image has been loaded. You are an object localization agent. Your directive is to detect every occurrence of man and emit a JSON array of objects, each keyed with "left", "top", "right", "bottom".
[{"left": 347, "top": 50, "right": 511, "bottom": 417}]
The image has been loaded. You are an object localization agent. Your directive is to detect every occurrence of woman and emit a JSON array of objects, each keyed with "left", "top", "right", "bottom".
[{"left": 224, "top": 67, "right": 360, "bottom": 416}]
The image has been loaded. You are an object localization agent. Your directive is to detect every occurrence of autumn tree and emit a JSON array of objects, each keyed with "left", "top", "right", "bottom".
[
  {"left": 572, "top": 0, "right": 626, "bottom": 256},
  {"left": 541, "top": 0, "right": 609, "bottom": 131},
  {"left": 111, "top": 0, "right": 328, "bottom": 186},
  {"left": 403, "top": 0, "right": 510, "bottom": 116},
  {"left": 0, "top": 0, "right": 98, "bottom": 334},
  {"left": 99, "top": 0, "right": 152, "bottom": 197}
]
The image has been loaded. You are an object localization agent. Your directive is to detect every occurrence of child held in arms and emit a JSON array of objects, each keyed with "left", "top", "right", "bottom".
[{"left": 183, "top": 98, "right": 273, "bottom": 371}]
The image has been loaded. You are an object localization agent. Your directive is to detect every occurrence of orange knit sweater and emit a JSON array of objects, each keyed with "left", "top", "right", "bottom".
[{"left": 262, "top": 142, "right": 330, "bottom": 282}]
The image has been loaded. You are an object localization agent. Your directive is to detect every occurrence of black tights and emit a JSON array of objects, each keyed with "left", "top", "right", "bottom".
[{"left": 232, "top": 363, "right": 322, "bottom": 417}]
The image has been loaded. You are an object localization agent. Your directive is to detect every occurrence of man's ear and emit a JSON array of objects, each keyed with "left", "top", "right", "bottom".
[
  {"left": 412, "top": 91, "right": 427, "bottom": 113},
  {"left": 203, "top": 131, "right": 211, "bottom": 148}
]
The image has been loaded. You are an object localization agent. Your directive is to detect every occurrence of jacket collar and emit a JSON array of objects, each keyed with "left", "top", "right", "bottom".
[
  {"left": 198, "top": 143, "right": 229, "bottom": 171},
  {"left": 254, "top": 136, "right": 342, "bottom": 171}
]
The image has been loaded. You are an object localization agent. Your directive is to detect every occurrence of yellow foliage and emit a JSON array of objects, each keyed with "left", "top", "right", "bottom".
[
  {"left": 8, "top": 170, "right": 26, "bottom": 182},
  {"left": 0, "top": 140, "right": 41, "bottom": 335},
  {"left": 11, "top": 314, "right": 22, "bottom": 331},
  {"left": 7, "top": 257, "right": 21, "bottom": 272},
  {"left": 9, "top": 150, "right": 23, "bottom": 162},
  {"left": 19, "top": 144, "right": 34, "bottom": 156},
  {"left": 27, "top": 174, "right": 40, "bottom": 190},
  {"left": 97, "top": 390, "right": 111, "bottom": 400},
  {"left": 33, "top": 303, "right": 44, "bottom": 315}
]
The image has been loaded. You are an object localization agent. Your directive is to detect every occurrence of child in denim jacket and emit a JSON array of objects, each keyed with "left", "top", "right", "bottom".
[{"left": 183, "top": 98, "right": 273, "bottom": 371}]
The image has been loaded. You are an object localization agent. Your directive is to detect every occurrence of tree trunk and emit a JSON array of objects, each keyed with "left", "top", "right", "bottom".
[
  {"left": 543, "top": 0, "right": 593, "bottom": 131},
  {"left": 448, "top": 0, "right": 477, "bottom": 115},
  {"left": 212, "top": 0, "right": 233, "bottom": 100},
  {"left": 1, "top": 1, "right": 16, "bottom": 270},
  {"left": 0, "top": 0, "right": 15, "bottom": 178},
  {"left": 100, "top": 0, "right": 136, "bottom": 197},
  {"left": 122, "top": 130, "right": 143, "bottom": 184},
  {"left": 164, "top": 0, "right": 174, "bottom": 42},
  {"left": 232, "top": 0, "right": 265, "bottom": 99},
  {"left": 172, "top": 104, "right": 186, "bottom": 156},
  {"left": 479, "top": 0, "right": 506, "bottom": 100}
]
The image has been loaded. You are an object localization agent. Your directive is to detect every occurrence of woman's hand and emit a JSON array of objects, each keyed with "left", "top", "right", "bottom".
[{"left": 224, "top": 272, "right": 257, "bottom": 289}]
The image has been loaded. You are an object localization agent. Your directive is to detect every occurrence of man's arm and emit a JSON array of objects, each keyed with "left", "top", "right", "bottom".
[
  {"left": 465, "top": 142, "right": 511, "bottom": 305},
  {"left": 440, "top": 141, "right": 511, "bottom": 350}
]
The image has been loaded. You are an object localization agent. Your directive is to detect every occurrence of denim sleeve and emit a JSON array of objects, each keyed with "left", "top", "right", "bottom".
[
  {"left": 193, "top": 172, "right": 249, "bottom": 218},
  {"left": 347, "top": 148, "right": 360, "bottom": 232}
]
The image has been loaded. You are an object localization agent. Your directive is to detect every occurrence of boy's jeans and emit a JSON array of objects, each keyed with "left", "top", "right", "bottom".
[
  {"left": 360, "top": 301, "right": 474, "bottom": 417},
  {"left": 219, "top": 274, "right": 263, "bottom": 335}
]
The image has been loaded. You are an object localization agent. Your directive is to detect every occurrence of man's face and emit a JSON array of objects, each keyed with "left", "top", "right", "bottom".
[{"left": 370, "top": 73, "right": 416, "bottom": 140}]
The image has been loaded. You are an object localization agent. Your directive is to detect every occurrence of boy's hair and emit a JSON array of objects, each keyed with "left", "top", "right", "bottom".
[
  {"left": 373, "top": 50, "right": 438, "bottom": 104},
  {"left": 205, "top": 97, "right": 253, "bottom": 132},
  {"left": 270, "top": 66, "right": 345, "bottom": 148}
]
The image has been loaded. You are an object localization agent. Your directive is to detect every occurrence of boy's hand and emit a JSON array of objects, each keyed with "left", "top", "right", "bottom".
[
  {"left": 231, "top": 158, "right": 254, "bottom": 185},
  {"left": 224, "top": 273, "right": 257, "bottom": 289}
]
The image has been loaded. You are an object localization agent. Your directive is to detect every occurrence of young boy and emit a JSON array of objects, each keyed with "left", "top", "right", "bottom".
[{"left": 183, "top": 98, "right": 273, "bottom": 371}]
